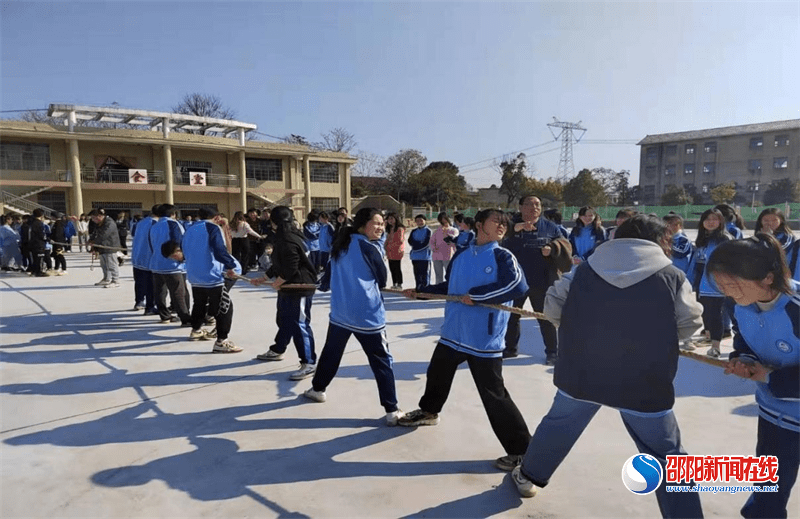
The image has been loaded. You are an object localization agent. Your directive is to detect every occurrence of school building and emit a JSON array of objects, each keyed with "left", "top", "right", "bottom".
[
  {"left": 0, "top": 104, "right": 356, "bottom": 219},
  {"left": 637, "top": 119, "right": 800, "bottom": 205}
]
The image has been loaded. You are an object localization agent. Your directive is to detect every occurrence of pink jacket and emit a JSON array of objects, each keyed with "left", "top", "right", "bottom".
[
  {"left": 430, "top": 226, "right": 458, "bottom": 261},
  {"left": 386, "top": 227, "right": 405, "bottom": 261}
]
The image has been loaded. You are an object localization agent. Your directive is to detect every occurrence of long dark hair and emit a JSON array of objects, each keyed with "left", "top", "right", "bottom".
[
  {"left": 714, "top": 203, "right": 746, "bottom": 230},
  {"left": 331, "top": 207, "right": 381, "bottom": 259},
  {"left": 574, "top": 206, "right": 602, "bottom": 231},
  {"left": 615, "top": 215, "right": 672, "bottom": 257},
  {"left": 385, "top": 212, "right": 404, "bottom": 234},
  {"left": 230, "top": 211, "right": 246, "bottom": 231},
  {"left": 755, "top": 207, "right": 792, "bottom": 236},
  {"left": 707, "top": 233, "right": 792, "bottom": 296},
  {"left": 270, "top": 206, "right": 304, "bottom": 240},
  {"left": 696, "top": 208, "right": 731, "bottom": 248}
]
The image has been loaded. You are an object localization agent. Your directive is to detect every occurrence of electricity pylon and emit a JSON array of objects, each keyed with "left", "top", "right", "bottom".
[{"left": 547, "top": 117, "right": 587, "bottom": 182}]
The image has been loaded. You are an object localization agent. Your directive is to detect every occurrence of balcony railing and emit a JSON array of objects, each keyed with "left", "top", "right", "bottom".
[
  {"left": 174, "top": 172, "right": 239, "bottom": 187},
  {"left": 0, "top": 170, "right": 68, "bottom": 182},
  {"left": 80, "top": 167, "right": 165, "bottom": 184}
]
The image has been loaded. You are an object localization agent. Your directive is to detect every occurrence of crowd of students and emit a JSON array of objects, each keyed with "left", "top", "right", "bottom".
[{"left": 2, "top": 199, "right": 797, "bottom": 518}]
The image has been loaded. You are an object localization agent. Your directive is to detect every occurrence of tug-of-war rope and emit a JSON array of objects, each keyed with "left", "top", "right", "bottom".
[{"left": 236, "top": 280, "right": 729, "bottom": 370}]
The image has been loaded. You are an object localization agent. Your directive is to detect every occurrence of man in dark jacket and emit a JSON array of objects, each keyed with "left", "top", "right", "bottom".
[
  {"left": 502, "top": 195, "right": 563, "bottom": 364},
  {"left": 89, "top": 209, "right": 121, "bottom": 287},
  {"left": 50, "top": 213, "right": 69, "bottom": 274}
]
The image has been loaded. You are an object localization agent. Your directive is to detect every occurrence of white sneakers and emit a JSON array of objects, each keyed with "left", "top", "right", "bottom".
[
  {"left": 385, "top": 410, "right": 405, "bottom": 426},
  {"left": 303, "top": 388, "right": 327, "bottom": 403},
  {"left": 289, "top": 363, "right": 316, "bottom": 381},
  {"left": 511, "top": 466, "right": 537, "bottom": 498}
]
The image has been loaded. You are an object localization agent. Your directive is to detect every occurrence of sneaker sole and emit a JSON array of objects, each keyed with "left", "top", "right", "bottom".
[
  {"left": 289, "top": 371, "right": 316, "bottom": 381},
  {"left": 213, "top": 348, "right": 243, "bottom": 353},
  {"left": 255, "top": 355, "right": 284, "bottom": 362},
  {"left": 398, "top": 417, "right": 440, "bottom": 427}
]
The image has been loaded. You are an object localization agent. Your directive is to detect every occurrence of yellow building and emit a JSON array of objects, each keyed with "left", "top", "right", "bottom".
[{"left": 0, "top": 104, "right": 355, "bottom": 219}]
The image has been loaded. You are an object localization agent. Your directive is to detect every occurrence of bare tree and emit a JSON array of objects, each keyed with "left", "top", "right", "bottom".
[
  {"left": 313, "top": 127, "right": 357, "bottom": 153},
  {"left": 171, "top": 93, "right": 238, "bottom": 136},
  {"left": 281, "top": 134, "right": 311, "bottom": 146},
  {"left": 350, "top": 151, "right": 384, "bottom": 177}
]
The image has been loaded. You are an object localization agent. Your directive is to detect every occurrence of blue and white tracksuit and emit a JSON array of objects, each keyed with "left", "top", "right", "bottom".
[
  {"left": 304, "top": 221, "right": 321, "bottom": 270},
  {"left": 314, "top": 234, "right": 398, "bottom": 412},
  {"left": 131, "top": 216, "right": 158, "bottom": 311},
  {"left": 408, "top": 226, "right": 432, "bottom": 289},
  {"left": 148, "top": 218, "right": 189, "bottom": 322},
  {"left": 670, "top": 231, "right": 694, "bottom": 275},
  {"left": 730, "top": 280, "right": 800, "bottom": 518},
  {"left": 455, "top": 229, "right": 475, "bottom": 252}
]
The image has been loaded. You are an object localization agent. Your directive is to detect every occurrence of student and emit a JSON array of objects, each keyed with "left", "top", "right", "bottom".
[
  {"left": 755, "top": 207, "right": 795, "bottom": 253},
  {"left": 229, "top": 211, "right": 262, "bottom": 276},
  {"left": 605, "top": 208, "right": 636, "bottom": 240},
  {"left": 384, "top": 212, "right": 406, "bottom": 289},
  {"left": 170, "top": 207, "right": 243, "bottom": 353},
  {"left": 510, "top": 215, "right": 704, "bottom": 519},
  {"left": 408, "top": 214, "right": 432, "bottom": 290},
  {"left": 430, "top": 212, "right": 458, "bottom": 285},
  {"left": 254, "top": 206, "right": 318, "bottom": 381},
  {"left": 318, "top": 211, "right": 334, "bottom": 274},
  {"left": 303, "top": 211, "right": 322, "bottom": 272},
  {"left": 542, "top": 209, "right": 568, "bottom": 239},
  {"left": 49, "top": 213, "right": 69, "bottom": 275},
  {"left": 130, "top": 205, "right": 160, "bottom": 314},
  {"left": 399, "top": 209, "right": 532, "bottom": 472},
  {"left": 0, "top": 215, "right": 23, "bottom": 271},
  {"left": 302, "top": 208, "right": 403, "bottom": 426},
  {"left": 568, "top": 206, "right": 606, "bottom": 264},
  {"left": 148, "top": 204, "right": 191, "bottom": 325},
  {"left": 715, "top": 203, "right": 746, "bottom": 239},
  {"left": 707, "top": 234, "right": 799, "bottom": 519},
  {"left": 687, "top": 208, "right": 732, "bottom": 357},
  {"left": 664, "top": 213, "right": 697, "bottom": 351},
  {"left": 453, "top": 214, "right": 475, "bottom": 252}
]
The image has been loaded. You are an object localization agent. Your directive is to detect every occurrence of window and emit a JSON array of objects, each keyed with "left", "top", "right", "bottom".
[
  {"left": 747, "top": 181, "right": 760, "bottom": 192},
  {"left": 750, "top": 136, "right": 763, "bottom": 149},
  {"left": 309, "top": 162, "right": 339, "bottom": 183},
  {"left": 92, "top": 201, "right": 143, "bottom": 210},
  {"left": 0, "top": 142, "right": 51, "bottom": 171},
  {"left": 175, "top": 203, "right": 218, "bottom": 212},
  {"left": 749, "top": 159, "right": 762, "bottom": 173},
  {"left": 685, "top": 144, "right": 696, "bottom": 155},
  {"left": 643, "top": 185, "right": 656, "bottom": 203},
  {"left": 774, "top": 134, "right": 790, "bottom": 147},
  {"left": 645, "top": 147, "right": 658, "bottom": 165},
  {"left": 684, "top": 164, "right": 695, "bottom": 175},
  {"left": 311, "top": 197, "right": 340, "bottom": 212},
  {"left": 246, "top": 158, "right": 282, "bottom": 182},
  {"left": 37, "top": 191, "right": 66, "bottom": 214},
  {"left": 666, "top": 145, "right": 677, "bottom": 156},
  {"left": 175, "top": 159, "right": 212, "bottom": 184},
  {"left": 683, "top": 183, "right": 694, "bottom": 193},
  {"left": 704, "top": 142, "right": 717, "bottom": 153},
  {"left": 703, "top": 163, "right": 715, "bottom": 174},
  {"left": 773, "top": 157, "right": 789, "bottom": 169},
  {"left": 664, "top": 165, "right": 676, "bottom": 176},
  {"left": 644, "top": 166, "right": 656, "bottom": 177},
  {"left": 702, "top": 183, "right": 711, "bottom": 194}
]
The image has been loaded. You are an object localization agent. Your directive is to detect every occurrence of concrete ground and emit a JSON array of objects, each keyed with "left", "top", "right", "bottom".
[{"left": 0, "top": 249, "right": 796, "bottom": 518}]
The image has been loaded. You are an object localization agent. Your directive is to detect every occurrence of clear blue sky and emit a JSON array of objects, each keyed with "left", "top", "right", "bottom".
[{"left": 2, "top": 1, "right": 798, "bottom": 188}]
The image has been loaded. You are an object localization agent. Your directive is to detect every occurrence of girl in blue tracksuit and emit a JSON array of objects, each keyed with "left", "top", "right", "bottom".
[
  {"left": 568, "top": 206, "right": 606, "bottom": 263},
  {"left": 707, "top": 234, "right": 799, "bottom": 519},
  {"left": 755, "top": 208, "right": 797, "bottom": 281},
  {"left": 398, "top": 209, "right": 532, "bottom": 471},
  {"left": 408, "top": 214, "right": 432, "bottom": 289},
  {"left": 304, "top": 207, "right": 403, "bottom": 426},
  {"left": 687, "top": 208, "right": 732, "bottom": 357},
  {"left": 453, "top": 213, "right": 475, "bottom": 252},
  {"left": 318, "top": 211, "right": 334, "bottom": 274},
  {"left": 303, "top": 211, "right": 322, "bottom": 272}
]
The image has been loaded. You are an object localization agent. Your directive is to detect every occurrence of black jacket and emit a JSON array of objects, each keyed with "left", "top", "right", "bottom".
[
  {"left": 27, "top": 219, "right": 48, "bottom": 252},
  {"left": 90, "top": 217, "right": 121, "bottom": 250},
  {"left": 266, "top": 231, "right": 316, "bottom": 296}
]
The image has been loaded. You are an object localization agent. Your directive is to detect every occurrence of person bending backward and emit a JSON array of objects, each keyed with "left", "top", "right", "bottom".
[
  {"left": 399, "top": 209, "right": 533, "bottom": 472},
  {"left": 707, "top": 234, "right": 799, "bottom": 519},
  {"left": 503, "top": 195, "right": 563, "bottom": 364},
  {"left": 302, "top": 207, "right": 404, "bottom": 426},
  {"left": 166, "top": 207, "right": 243, "bottom": 353},
  {"left": 687, "top": 208, "right": 733, "bottom": 357},
  {"left": 253, "top": 206, "right": 318, "bottom": 381},
  {"left": 510, "top": 215, "right": 704, "bottom": 519}
]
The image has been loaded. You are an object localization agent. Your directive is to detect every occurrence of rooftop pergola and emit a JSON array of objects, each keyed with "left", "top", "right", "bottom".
[{"left": 47, "top": 104, "right": 257, "bottom": 145}]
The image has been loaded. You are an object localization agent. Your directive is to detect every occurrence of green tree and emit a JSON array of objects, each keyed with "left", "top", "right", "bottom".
[
  {"left": 763, "top": 178, "right": 800, "bottom": 205},
  {"left": 661, "top": 185, "right": 692, "bottom": 205},
  {"left": 498, "top": 153, "right": 530, "bottom": 206},
  {"left": 562, "top": 169, "right": 607, "bottom": 207},
  {"left": 592, "top": 168, "right": 630, "bottom": 205},
  {"left": 526, "top": 177, "right": 563, "bottom": 206},
  {"left": 410, "top": 161, "right": 470, "bottom": 208},
  {"left": 710, "top": 182, "right": 737, "bottom": 204},
  {"left": 381, "top": 149, "right": 427, "bottom": 201}
]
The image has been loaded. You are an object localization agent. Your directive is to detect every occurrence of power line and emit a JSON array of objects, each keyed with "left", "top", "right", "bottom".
[
  {"left": 456, "top": 139, "right": 555, "bottom": 170},
  {"left": 458, "top": 145, "right": 562, "bottom": 175}
]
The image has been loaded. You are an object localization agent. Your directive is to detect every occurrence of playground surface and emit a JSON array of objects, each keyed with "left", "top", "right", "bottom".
[{"left": 1, "top": 250, "right": 796, "bottom": 518}]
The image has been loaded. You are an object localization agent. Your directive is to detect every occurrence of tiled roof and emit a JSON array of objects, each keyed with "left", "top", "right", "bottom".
[{"left": 638, "top": 119, "right": 800, "bottom": 145}]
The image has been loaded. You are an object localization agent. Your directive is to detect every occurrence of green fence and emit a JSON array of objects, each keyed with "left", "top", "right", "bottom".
[{"left": 560, "top": 203, "right": 800, "bottom": 222}]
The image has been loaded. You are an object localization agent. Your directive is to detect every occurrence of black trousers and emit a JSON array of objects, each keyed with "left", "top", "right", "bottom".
[
  {"left": 698, "top": 295, "right": 724, "bottom": 341},
  {"left": 153, "top": 272, "right": 191, "bottom": 323},
  {"left": 191, "top": 281, "right": 234, "bottom": 340},
  {"left": 232, "top": 238, "right": 250, "bottom": 275},
  {"left": 51, "top": 248, "right": 66, "bottom": 271},
  {"left": 418, "top": 343, "right": 531, "bottom": 455},
  {"left": 505, "top": 286, "right": 557, "bottom": 357},
  {"left": 388, "top": 259, "right": 403, "bottom": 286}
]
